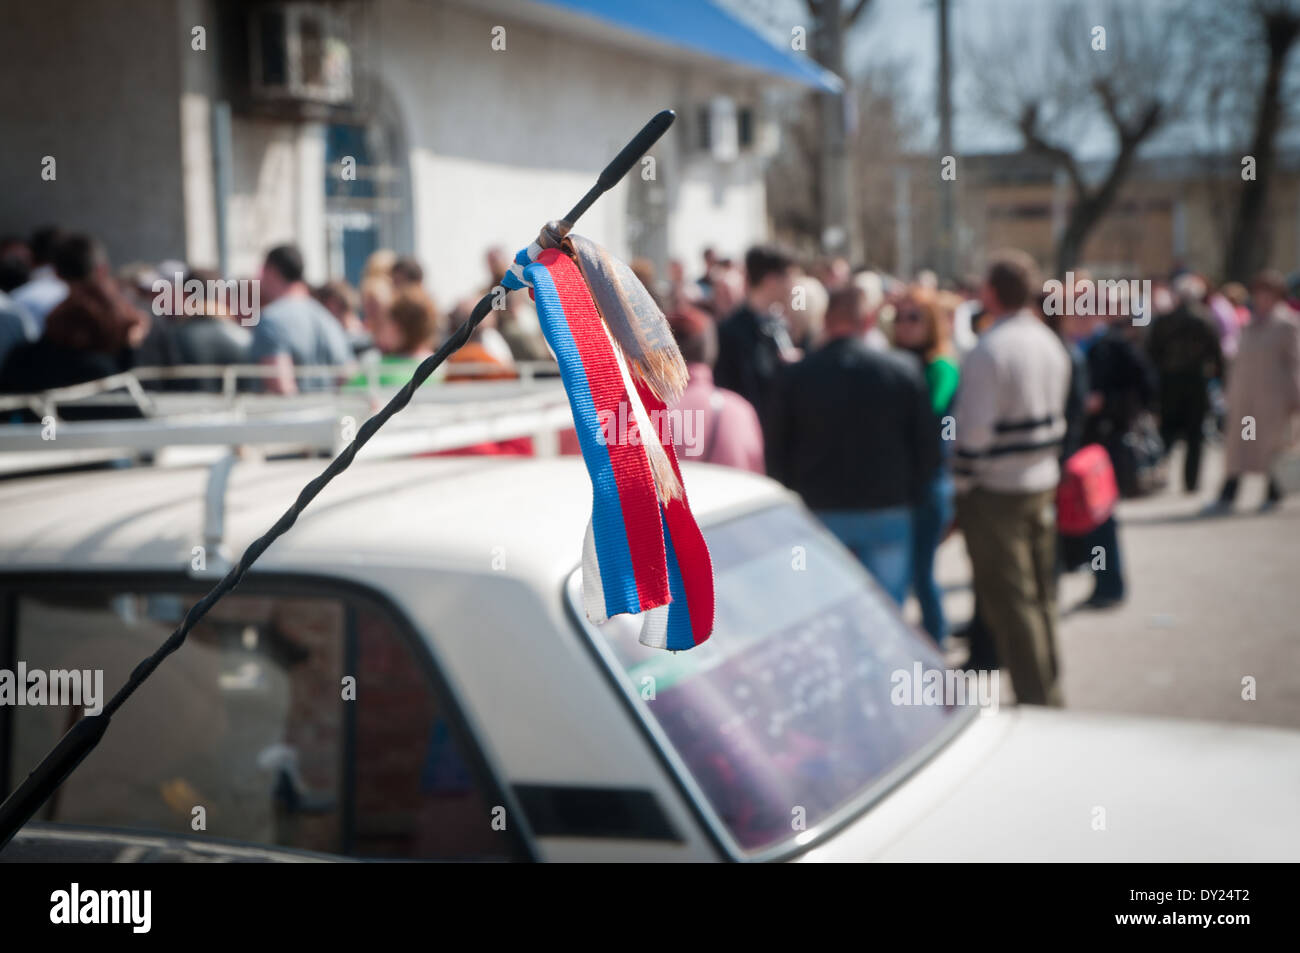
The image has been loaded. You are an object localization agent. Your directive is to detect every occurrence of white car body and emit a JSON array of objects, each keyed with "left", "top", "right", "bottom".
[{"left": 1, "top": 456, "right": 1296, "bottom": 862}]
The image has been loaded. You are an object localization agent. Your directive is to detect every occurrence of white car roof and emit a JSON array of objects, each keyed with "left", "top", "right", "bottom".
[
  {"left": 0, "top": 456, "right": 789, "bottom": 585},
  {"left": 0, "top": 456, "right": 794, "bottom": 861}
]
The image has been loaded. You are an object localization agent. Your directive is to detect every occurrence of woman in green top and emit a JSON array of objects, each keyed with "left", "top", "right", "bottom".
[
  {"left": 893, "top": 290, "right": 960, "bottom": 645},
  {"left": 895, "top": 296, "right": 959, "bottom": 416}
]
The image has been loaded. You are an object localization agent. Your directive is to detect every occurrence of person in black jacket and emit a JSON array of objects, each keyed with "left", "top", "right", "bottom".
[
  {"left": 713, "top": 245, "right": 799, "bottom": 455},
  {"left": 1146, "top": 275, "right": 1223, "bottom": 494},
  {"left": 1080, "top": 313, "right": 1159, "bottom": 497},
  {"left": 768, "top": 285, "right": 941, "bottom": 604}
]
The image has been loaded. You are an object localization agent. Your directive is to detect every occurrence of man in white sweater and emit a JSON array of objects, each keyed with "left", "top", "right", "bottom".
[{"left": 952, "top": 250, "right": 1071, "bottom": 707}]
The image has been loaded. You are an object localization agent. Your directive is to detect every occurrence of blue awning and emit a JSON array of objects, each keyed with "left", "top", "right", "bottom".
[{"left": 529, "top": 0, "right": 843, "bottom": 93}]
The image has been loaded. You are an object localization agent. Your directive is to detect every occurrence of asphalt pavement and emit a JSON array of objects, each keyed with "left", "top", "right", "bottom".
[{"left": 923, "top": 440, "right": 1300, "bottom": 729}]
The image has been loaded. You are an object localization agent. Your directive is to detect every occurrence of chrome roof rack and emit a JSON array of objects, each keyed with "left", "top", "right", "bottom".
[
  {"left": 196, "top": 451, "right": 239, "bottom": 579},
  {"left": 0, "top": 361, "right": 570, "bottom": 476},
  {"left": 1, "top": 362, "right": 576, "bottom": 567}
]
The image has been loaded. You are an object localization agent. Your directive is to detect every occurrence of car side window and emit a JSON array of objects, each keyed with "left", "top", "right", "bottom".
[
  {"left": 2, "top": 583, "right": 515, "bottom": 861},
  {"left": 350, "top": 601, "right": 508, "bottom": 859}
]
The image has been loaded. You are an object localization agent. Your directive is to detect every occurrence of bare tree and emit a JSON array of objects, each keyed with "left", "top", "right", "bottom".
[
  {"left": 762, "top": 0, "right": 880, "bottom": 258},
  {"left": 1208, "top": 0, "right": 1300, "bottom": 282},
  {"left": 969, "top": 1, "right": 1190, "bottom": 276},
  {"left": 768, "top": 63, "right": 918, "bottom": 266},
  {"left": 852, "top": 65, "right": 926, "bottom": 272},
  {"left": 1191, "top": 38, "right": 1259, "bottom": 267},
  {"left": 806, "top": 0, "right": 876, "bottom": 259},
  {"left": 767, "top": 99, "right": 824, "bottom": 255}
]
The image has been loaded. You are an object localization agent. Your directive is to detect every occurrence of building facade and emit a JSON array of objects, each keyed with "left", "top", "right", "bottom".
[
  {"left": 0, "top": 0, "right": 835, "bottom": 309},
  {"left": 891, "top": 150, "right": 1300, "bottom": 282}
]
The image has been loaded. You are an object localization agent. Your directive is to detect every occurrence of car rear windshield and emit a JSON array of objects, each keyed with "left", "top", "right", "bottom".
[{"left": 569, "top": 502, "right": 967, "bottom": 856}]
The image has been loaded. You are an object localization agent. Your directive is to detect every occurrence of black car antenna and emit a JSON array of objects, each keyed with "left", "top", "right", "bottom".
[{"left": 0, "top": 108, "right": 676, "bottom": 853}]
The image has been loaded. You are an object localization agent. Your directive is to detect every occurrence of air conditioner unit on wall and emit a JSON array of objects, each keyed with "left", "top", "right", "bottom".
[{"left": 249, "top": 2, "right": 353, "bottom": 105}]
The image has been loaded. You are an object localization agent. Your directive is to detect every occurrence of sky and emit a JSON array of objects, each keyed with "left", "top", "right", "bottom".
[
  {"left": 720, "top": 0, "right": 1062, "bottom": 154},
  {"left": 721, "top": 0, "right": 1274, "bottom": 160}
]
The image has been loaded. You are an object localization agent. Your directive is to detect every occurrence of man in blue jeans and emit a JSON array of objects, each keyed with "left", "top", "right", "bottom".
[
  {"left": 768, "top": 286, "right": 941, "bottom": 604},
  {"left": 816, "top": 507, "right": 916, "bottom": 604}
]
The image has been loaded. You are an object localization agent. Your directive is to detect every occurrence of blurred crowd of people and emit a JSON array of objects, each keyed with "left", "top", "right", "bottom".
[
  {"left": 4, "top": 224, "right": 1299, "bottom": 706},
  {"left": 0, "top": 227, "right": 554, "bottom": 398},
  {"left": 648, "top": 243, "right": 1300, "bottom": 707}
]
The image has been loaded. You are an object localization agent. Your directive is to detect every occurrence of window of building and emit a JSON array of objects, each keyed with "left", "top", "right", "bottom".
[
  {"left": 696, "top": 104, "right": 712, "bottom": 152},
  {"left": 325, "top": 120, "right": 409, "bottom": 287},
  {"left": 738, "top": 107, "right": 754, "bottom": 149}
]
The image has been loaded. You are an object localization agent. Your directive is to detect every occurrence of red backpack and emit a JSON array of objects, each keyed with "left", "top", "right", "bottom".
[{"left": 1056, "top": 443, "right": 1119, "bottom": 536}]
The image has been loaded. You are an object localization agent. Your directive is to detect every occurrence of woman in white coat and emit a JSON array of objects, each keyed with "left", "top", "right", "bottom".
[{"left": 1208, "top": 270, "right": 1300, "bottom": 513}]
